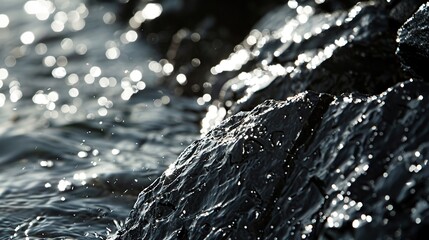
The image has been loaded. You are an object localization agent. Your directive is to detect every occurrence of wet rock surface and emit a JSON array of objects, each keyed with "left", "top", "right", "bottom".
[
  {"left": 202, "top": 0, "right": 425, "bottom": 132},
  {"left": 115, "top": 80, "right": 429, "bottom": 239},
  {"left": 397, "top": 3, "right": 429, "bottom": 79},
  {"left": 114, "top": 1, "right": 429, "bottom": 239}
]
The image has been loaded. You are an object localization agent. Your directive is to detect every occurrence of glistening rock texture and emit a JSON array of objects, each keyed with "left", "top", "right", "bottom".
[
  {"left": 113, "top": 1, "right": 429, "bottom": 239},
  {"left": 115, "top": 80, "right": 429, "bottom": 239},
  {"left": 201, "top": 0, "right": 425, "bottom": 132},
  {"left": 396, "top": 3, "right": 429, "bottom": 79}
]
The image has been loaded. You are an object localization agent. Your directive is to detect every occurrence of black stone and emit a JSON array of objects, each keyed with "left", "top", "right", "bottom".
[
  {"left": 208, "top": 2, "right": 405, "bottom": 119},
  {"left": 113, "top": 1, "right": 429, "bottom": 239},
  {"left": 114, "top": 80, "right": 429, "bottom": 239},
  {"left": 397, "top": 3, "right": 429, "bottom": 80}
]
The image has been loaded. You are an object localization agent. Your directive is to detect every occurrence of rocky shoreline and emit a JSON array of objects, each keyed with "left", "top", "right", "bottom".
[{"left": 113, "top": 1, "right": 429, "bottom": 239}]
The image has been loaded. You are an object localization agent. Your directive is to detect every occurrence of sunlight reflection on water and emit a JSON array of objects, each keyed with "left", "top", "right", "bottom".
[{"left": 0, "top": 0, "right": 200, "bottom": 238}]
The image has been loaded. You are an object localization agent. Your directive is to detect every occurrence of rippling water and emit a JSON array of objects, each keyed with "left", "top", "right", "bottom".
[{"left": 0, "top": 0, "right": 201, "bottom": 238}]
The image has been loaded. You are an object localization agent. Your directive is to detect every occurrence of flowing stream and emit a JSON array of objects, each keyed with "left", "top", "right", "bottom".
[{"left": 0, "top": 0, "right": 201, "bottom": 238}]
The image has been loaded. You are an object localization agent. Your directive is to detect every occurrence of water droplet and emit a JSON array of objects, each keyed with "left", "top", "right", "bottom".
[
  {"left": 0, "top": 14, "right": 9, "bottom": 28},
  {"left": 415, "top": 151, "right": 421, "bottom": 158},
  {"left": 242, "top": 139, "right": 264, "bottom": 158},
  {"left": 90, "top": 66, "right": 101, "bottom": 77},
  {"left": 288, "top": 0, "right": 298, "bottom": 9},
  {"left": 20, "top": 31, "right": 35, "bottom": 45},
  {"left": 130, "top": 69, "right": 142, "bottom": 82},
  {"left": 77, "top": 151, "right": 88, "bottom": 158},
  {"left": 269, "top": 131, "right": 285, "bottom": 147},
  {"left": 58, "top": 179, "right": 72, "bottom": 191},
  {"left": 141, "top": 3, "right": 163, "bottom": 20},
  {"left": 106, "top": 47, "right": 120, "bottom": 59},
  {"left": 416, "top": 217, "right": 421, "bottom": 224},
  {"left": 112, "top": 149, "right": 120, "bottom": 155},
  {"left": 52, "top": 67, "right": 67, "bottom": 78},
  {"left": 40, "top": 160, "right": 54, "bottom": 168},
  {"left": 352, "top": 219, "right": 360, "bottom": 228},
  {"left": 0, "top": 68, "right": 8, "bottom": 80}
]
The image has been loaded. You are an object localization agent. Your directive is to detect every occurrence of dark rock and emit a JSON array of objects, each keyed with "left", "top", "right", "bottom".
[
  {"left": 202, "top": 1, "right": 426, "bottom": 132},
  {"left": 118, "top": 1, "right": 425, "bottom": 98},
  {"left": 114, "top": 80, "right": 429, "bottom": 239},
  {"left": 214, "top": 2, "right": 395, "bottom": 112},
  {"left": 396, "top": 3, "right": 429, "bottom": 79},
  {"left": 386, "top": 0, "right": 427, "bottom": 24},
  {"left": 112, "top": 1, "right": 429, "bottom": 239}
]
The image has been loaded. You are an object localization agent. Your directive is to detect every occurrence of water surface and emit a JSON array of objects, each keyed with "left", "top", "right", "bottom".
[{"left": 0, "top": 0, "right": 201, "bottom": 238}]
